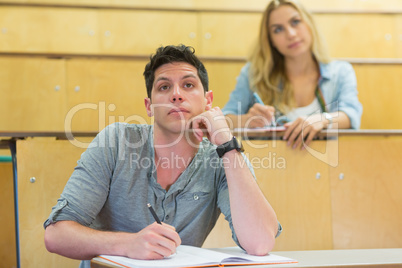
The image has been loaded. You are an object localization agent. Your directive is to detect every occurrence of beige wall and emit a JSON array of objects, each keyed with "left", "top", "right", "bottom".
[{"left": 0, "top": 1, "right": 401, "bottom": 132}]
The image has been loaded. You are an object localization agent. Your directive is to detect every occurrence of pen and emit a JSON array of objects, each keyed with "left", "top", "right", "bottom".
[
  {"left": 253, "top": 92, "right": 276, "bottom": 127},
  {"left": 147, "top": 203, "right": 162, "bottom": 224},
  {"left": 253, "top": 92, "right": 264, "bottom": 105}
]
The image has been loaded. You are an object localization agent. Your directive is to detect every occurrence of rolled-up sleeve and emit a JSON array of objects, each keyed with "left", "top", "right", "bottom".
[
  {"left": 335, "top": 62, "right": 363, "bottom": 129},
  {"left": 321, "top": 61, "right": 363, "bottom": 129},
  {"left": 44, "top": 124, "right": 119, "bottom": 229}
]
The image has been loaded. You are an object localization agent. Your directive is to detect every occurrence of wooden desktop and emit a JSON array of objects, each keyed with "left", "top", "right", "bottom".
[{"left": 90, "top": 248, "right": 402, "bottom": 268}]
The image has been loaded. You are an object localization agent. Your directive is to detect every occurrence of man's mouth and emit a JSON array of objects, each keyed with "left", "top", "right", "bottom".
[{"left": 168, "top": 107, "right": 189, "bottom": 115}]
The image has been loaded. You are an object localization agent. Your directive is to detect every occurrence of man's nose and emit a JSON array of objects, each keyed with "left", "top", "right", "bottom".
[{"left": 171, "top": 85, "right": 183, "bottom": 102}]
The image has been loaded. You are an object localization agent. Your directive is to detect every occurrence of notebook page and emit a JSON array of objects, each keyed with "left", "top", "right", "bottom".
[
  {"left": 100, "top": 245, "right": 235, "bottom": 268},
  {"left": 213, "top": 247, "right": 297, "bottom": 265}
]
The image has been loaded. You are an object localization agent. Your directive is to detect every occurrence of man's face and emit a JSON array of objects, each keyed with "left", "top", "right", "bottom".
[{"left": 144, "top": 62, "right": 212, "bottom": 134}]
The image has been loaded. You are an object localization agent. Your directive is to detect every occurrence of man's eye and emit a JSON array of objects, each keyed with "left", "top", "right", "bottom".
[
  {"left": 160, "top": 85, "right": 169, "bottom": 91},
  {"left": 184, "top": 83, "right": 194, "bottom": 88}
]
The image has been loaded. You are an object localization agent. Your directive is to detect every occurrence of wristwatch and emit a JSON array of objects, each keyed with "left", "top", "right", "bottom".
[
  {"left": 323, "top": 112, "right": 333, "bottom": 129},
  {"left": 216, "top": 136, "right": 244, "bottom": 158}
]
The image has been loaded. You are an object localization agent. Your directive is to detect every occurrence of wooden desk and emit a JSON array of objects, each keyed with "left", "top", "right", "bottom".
[
  {"left": 204, "top": 130, "right": 402, "bottom": 250},
  {"left": 90, "top": 248, "right": 402, "bottom": 268},
  {"left": 0, "top": 132, "right": 97, "bottom": 268},
  {"left": 2, "top": 130, "right": 402, "bottom": 267}
]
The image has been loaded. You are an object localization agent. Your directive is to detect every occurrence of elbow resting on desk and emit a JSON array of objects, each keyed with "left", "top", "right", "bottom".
[
  {"left": 240, "top": 223, "right": 278, "bottom": 256},
  {"left": 242, "top": 233, "right": 276, "bottom": 256}
]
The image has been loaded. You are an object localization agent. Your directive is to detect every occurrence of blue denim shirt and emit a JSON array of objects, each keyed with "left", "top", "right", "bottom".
[{"left": 222, "top": 61, "right": 363, "bottom": 129}]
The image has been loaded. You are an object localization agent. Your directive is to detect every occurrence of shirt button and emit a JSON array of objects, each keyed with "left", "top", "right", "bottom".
[
  {"left": 193, "top": 194, "right": 199, "bottom": 200},
  {"left": 165, "top": 215, "right": 170, "bottom": 220}
]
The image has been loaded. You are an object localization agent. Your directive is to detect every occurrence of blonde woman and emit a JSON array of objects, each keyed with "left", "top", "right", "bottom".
[{"left": 223, "top": 0, "right": 362, "bottom": 149}]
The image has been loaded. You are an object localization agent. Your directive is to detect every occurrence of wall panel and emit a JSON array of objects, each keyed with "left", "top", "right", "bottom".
[
  {"left": 65, "top": 59, "right": 150, "bottom": 132},
  {"left": 1, "top": 0, "right": 402, "bottom": 12},
  {"left": 199, "top": 13, "right": 261, "bottom": 57},
  {"left": 203, "top": 61, "right": 244, "bottom": 110},
  {"left": 98, "top": 10, "right": 198, "bottom": 55},
  {"left": 397, "top": 15, "right": 402, "bottom": 58},
  {"left": 353, "top": 64, "right": 402, "bottom": 129},
  {"left": 0, "top": 6, "right": 99, "bottom": 54},
  {"left": 0, "top": 57, "right": 66, "bottom": 131},
  {"left": 314, "top": 14, "right": 397, "bottom": 58}
]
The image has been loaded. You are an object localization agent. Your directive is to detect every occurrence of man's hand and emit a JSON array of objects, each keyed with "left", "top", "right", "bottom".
[
  {"left": 124, "top": 222, "right": 181, "bottom": 260},
  {"left": 44, "top": 220, "right": 181, "bottom": 261},
  {"left": 190, "top": 107, "right": 232, "bottom": 145}
]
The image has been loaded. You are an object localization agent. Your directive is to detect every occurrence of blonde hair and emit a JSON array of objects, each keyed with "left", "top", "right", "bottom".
[{"left": 249, "top": 0, "right": 330, "bottom": 113}]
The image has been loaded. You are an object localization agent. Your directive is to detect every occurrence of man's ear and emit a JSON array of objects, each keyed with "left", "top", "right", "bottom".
[
  {"left": 144, "top": 98, "right": 153, "bottom": 117},
  {"left": 205, "top": 91, "right": 213, "bottom": 111}
]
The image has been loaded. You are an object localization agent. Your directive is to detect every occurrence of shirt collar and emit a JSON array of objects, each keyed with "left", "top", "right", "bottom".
[{"left": 318, "top": 62, "right": 331, "bottom": 81}]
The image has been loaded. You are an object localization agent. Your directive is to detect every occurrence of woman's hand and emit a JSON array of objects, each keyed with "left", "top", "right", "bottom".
[
  {"left": 244, "top": 103, "right": 276, "bottom": 128},
  {"left": 283, "top": 113, "right": 326, "bottom": 150}
]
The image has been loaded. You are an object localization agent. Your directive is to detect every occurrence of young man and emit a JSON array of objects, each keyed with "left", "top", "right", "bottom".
[{"left": 44, "top": 45, "right": 281, "bottom": 268}]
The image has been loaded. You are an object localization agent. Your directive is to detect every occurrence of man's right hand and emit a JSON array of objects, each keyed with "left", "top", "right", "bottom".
[
  {"left": 125, "top": 222, "right": 181, "bottom": 260},
  {"left": 124, "top": 222, "right": 181, "bottom": 260},
  {"left": 44, "top": 220, "right": 181, "bottom": 261}
]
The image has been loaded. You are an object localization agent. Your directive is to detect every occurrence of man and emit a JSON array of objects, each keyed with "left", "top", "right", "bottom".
[{"left": 44, "top": 45, "right": 281, "bottom": 268}]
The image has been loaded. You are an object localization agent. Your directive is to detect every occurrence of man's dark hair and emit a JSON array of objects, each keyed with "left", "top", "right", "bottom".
[{"left": 143, "top": 44, "right": 209, "bottom": 98}]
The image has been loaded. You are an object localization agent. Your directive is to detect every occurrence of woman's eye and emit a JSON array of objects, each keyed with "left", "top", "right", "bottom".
[
  {"left": 273, "top": 26, "right": 283, "bottom": 34},
  {"left": 291, "top": 19, "right": 301, "bottom": 26}
]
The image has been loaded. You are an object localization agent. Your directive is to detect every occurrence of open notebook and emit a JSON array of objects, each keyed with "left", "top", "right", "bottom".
[{"left": 98, "top": 245, "right": 297, "bottom": 268}]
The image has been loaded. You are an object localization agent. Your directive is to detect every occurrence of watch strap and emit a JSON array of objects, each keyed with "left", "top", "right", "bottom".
[{"left": 216, "top": 136, "right": 244, "bottom": 158}]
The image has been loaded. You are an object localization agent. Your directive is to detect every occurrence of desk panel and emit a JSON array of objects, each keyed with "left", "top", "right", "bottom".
[
  {"left": 17, "top": 138, "right": 86, "bottom": 267},
  {"left": 330, "top": 137, "right": 402, "bottom": 249},
  {"left": 0, "top": 162, "right": 17, "bottom": 268},
  {"left": 205, "top": 140, "right": 335, "bottom": 251}
]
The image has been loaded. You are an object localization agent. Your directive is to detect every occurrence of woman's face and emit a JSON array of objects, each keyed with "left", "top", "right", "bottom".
[{"left": 268, "top": 5, "right": 312, "bottom": 59}]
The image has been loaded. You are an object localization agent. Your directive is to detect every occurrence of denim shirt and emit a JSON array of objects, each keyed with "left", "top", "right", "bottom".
[{"left": 222, "top": 61, "right": 363, "bottom": 129}]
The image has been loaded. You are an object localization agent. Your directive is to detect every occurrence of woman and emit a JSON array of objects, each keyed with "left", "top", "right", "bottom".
[{"left": 223, "top": 0, "right": 362, "bottom": 149}]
